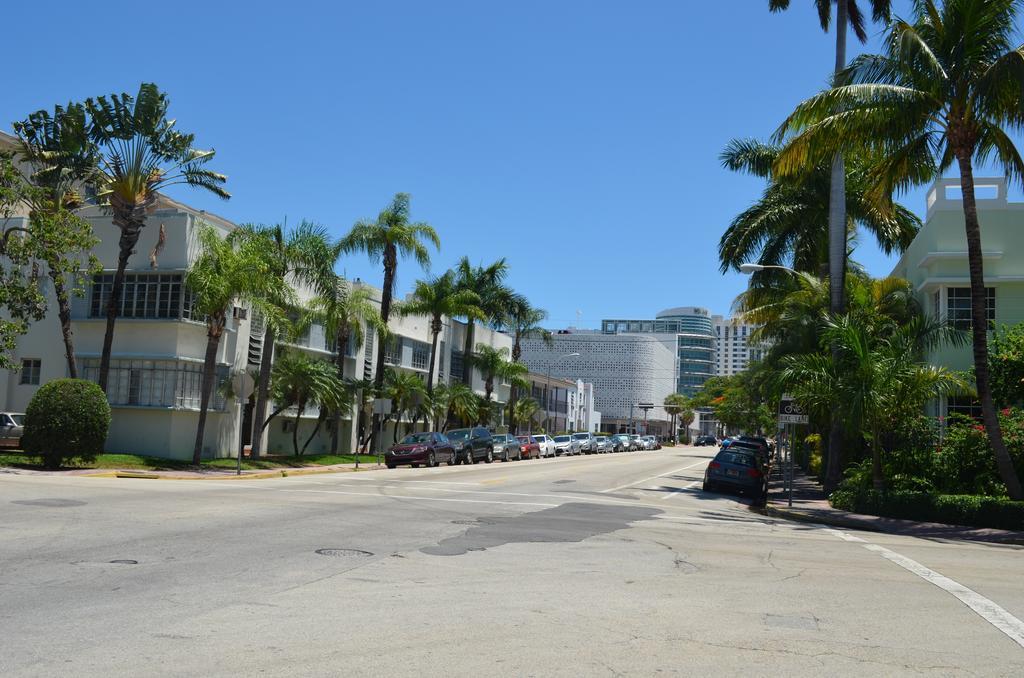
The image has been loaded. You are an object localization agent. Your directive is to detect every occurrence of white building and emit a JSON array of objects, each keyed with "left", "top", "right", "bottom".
[
  {"left": 521, "top": 330, "right": 674, "bottom": 435},
  {"left": 712, "top": 315, "right": 763, "bottom": 377},
  {"left": 0, "top": 131, "right": 513, "bottom": 459}
]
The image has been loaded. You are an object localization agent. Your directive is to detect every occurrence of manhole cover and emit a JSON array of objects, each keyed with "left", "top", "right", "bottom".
[
  {"left": 12, "top": 498, "right": 86, "bottom": 507},
  {"left": 315, "top": 548, "right": 373, "bottom": 558},
  {"left": 109, "top": 559, "right": 138, "bottom": 565}
]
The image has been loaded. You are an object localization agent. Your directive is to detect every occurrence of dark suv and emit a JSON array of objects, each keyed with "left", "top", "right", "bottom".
[
  {"left": 694, "top": 435, "right": 718, "bottom": 447},
  {"left": 446, "top": 427, "right": 494, "bottom": 464}
]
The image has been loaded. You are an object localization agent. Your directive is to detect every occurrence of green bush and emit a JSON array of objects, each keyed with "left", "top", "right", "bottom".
[
  {"left": 829, "top": 488, "right": 1024, "bottom": 531},
  {"left": 797, "top": 433, "right": 823, "bottom": 477},
  {"left": 22, "top": 378, "right": 110, "bottom": 470},
  {"left": 936, "top": 413, "right": 1016, "bottom": 496}
]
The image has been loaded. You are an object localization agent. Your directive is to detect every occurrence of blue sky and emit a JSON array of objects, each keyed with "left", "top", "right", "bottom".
[{"left": 3, "top": 1, "right": 1012, "bottom": 326}]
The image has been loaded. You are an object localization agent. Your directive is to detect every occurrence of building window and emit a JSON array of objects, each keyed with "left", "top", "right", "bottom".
[
  {"left": 946, "top": 396, "right": 982, "bottom": 420},
  {"left": 82, "top": 358, "right": 227, "bottom": 410},
  {"left": 438, "top": 341, "right": 446, "bottom": 381},
  {"left": 411, "top": 341, "right": 430, "bottom": 370},
  {"left": 451, "top": 350, "right": 465, "bottom": 381},
  {"left": 19, "top": 359, "right": 41, "bottom": 385},
  {"left": 947, "top": 287, "right": 995, "bottom": 330},
  {"left": 90, "top": 273, "right": 197, "bottom": 320},
  {"left": 384, "top": 337, "right": 402, "bottom": 366}
]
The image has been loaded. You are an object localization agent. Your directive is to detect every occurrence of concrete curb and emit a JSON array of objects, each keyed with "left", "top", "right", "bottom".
[
  {"left": 76, "top": 464, "right": 383, "bottom": 481},
  {"left": 763, "top": 504, "right": 1024, "bottom": 546}
]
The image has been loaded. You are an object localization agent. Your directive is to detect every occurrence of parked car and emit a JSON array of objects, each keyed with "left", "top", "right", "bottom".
[
  {"left": 729, "top": 439, "right": 770, "bottom": 467},
  {"left": 641, "top": 435, "right": 659, "bottom": 450},
  {"left": 572, "top": 431, "right": 598, "bottom": 454},
  {"left": 0, "top": 412, "right": 25, "bottom": 449},
  {"left": 516, "top": 436, "right": 541, "bottom": 460},
  {"left": 629, "top": 434, "right": 644, "bottom": 451},
  {"left": 552, "top": 435, "right": 581, "bottom": 456},
  {"left": 594, "top": 436, "right": 613, "bottom": 453},
  {"left": 694, "top": 435, "right": 718, "bottom": 447},
  {"left": 702, "top": 448, "right": 767, "bottom": 503},
  {"left": 491, "top": 433, "right": 523, "bottom": 462},
  {"left": 531, "top": 434, "right": 557, "bottom": 458},
  {"left": 386, "top": 432, "right": 455, "bottom": 469},
  {"left": 609, "top": 434, "right": 631, "bottom": 452},
  {"left": 737, "top": 435, "right": 774, "bottom": 456},
  {"left": 446, "top": 427, "right": 494, "bottom": 464}
]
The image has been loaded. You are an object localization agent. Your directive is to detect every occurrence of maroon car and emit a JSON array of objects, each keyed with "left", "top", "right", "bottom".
[
  {"left": 386, "top": 432, "right": 456, "bottom": 469},
  {"left": 515, "top": 436, "right": 541, "bottom": 460}
]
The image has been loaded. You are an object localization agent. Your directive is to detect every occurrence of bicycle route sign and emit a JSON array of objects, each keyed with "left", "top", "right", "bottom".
[{"left": 778, "top": 395, "right": 809, "bottom": 425}]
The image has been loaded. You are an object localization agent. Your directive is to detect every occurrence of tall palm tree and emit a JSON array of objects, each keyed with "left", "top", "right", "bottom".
[
  {"left": 454, "top": 257, "right": 510, "bottom": 385},
  {"left": 775, "top": 0, "right": 1024, "bottom": 499},
  {"left": 185, "top": 226, "right": 279, "bottom": 465},
  {"left": 719, "top": 138, "right": 919, "bottom": 275},
  {"left": 13, "top": 103, "right": 101, "bottom": 378},
  {"left": 499, "top": 296, "right": 551, "bottom": 434},
  {"left": 305, "top": 277, "right": 386, "bottom": 452},
  {"left": 265, "top": 350, "right": 344, "bottom": 456},
  {"left": 472, "top": 343, "right": 528, "bottom": 424},
  {"left": 663, "top": 393, "right": 688, "bottom": 443},
  {"left": 85, "top": 84, "right": 229, "bottom": 392},
  {"left": 395, "top": 270, "right": 483, "bottom": 395},
  {"left": 513, "top": 397, "right": 541, "bottom": 434},
  {"left": 231, "top": 220, "right": 334, "bottom": 458},
  {"left": 382, "top": 368, "right": 427, "bottom": 443},
  {"left": 339, "top": 194, "right": 440, "bottom": 440}
]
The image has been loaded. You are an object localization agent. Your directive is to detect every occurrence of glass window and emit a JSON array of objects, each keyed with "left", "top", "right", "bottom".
[
  {"left": 947, "top": 287, "right": 995, "bottom": 330},
  {"left": 19, "top": 359, "right": 41, "bottom": 385},
  {"left": 450, "top": 351, "right": 465, "bottom": 381},
  {"left": 384, "top": 337, "right": 402, "bottom": 366},
  {"left": 81, "top": 359, "right": 228, "bottom": 411},
  {"left": 90, "top": 273, "right": 198, "bottom": 320},
  {"left": 411, "top": 341, "right": 430, "bottom": 370}
]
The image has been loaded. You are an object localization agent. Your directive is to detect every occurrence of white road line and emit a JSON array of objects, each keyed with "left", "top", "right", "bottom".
[
  {"left": 825, "top": 527, "right": 1024, "bottom": 649},
  {"left": 661, "top": 480, "right": 702, "bottom": 500},
  {"left": 600, "top": 460, "right": 709, "bottom": 494},
  {"left": 328, "top": 478, "right": 483, "bottom": 487}
]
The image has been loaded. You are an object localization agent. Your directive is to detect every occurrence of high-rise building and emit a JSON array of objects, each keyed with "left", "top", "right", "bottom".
[{"left": 712, "top": 315, "right": 763, "bottom": 377}]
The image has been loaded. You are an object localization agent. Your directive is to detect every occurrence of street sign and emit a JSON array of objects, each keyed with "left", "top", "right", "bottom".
[
  {"left": 637, "top": 403, "right": 654, "bottom": 409},
  {"left": 373, "top": 398, "right": 392, "bottom": 415},
  {"left": 778, "top": 396, "right": 809, "bottom": 425}
]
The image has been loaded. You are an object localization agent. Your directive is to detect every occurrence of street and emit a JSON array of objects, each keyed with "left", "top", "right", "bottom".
[{"left": 2, "top": 447, "right": 1022, "bottom": 676}]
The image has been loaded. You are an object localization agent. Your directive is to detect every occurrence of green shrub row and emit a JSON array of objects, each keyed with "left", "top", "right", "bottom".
[{"left": 829, "top": 488, "right": 1024, "bottom": 532}]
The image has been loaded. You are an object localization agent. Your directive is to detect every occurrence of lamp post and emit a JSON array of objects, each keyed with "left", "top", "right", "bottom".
[
  {"left": 545, "top": 352, "right": 580, "bottom": 433},
  {"left": 739, "top": 262, "right": 799, "bottom": 275}
]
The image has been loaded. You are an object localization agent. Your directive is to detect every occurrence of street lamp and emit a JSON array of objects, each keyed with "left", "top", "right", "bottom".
[
  {"left": 739, "top": 262, "right": 799, "bottom": 275},
  {"left": 545, "top": 352, "right": 580, "bottom": 433}
]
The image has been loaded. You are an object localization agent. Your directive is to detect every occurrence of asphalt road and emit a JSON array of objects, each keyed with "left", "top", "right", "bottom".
[{"left": 2, "top": 446, "right": 1022, "bottom": 676}]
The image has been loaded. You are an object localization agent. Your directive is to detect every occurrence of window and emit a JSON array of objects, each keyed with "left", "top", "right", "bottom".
[
  {"left": 82, "top": 359, "right": 227, "bottom": 410},
  {"left": 90, "top": 273, "right": 197, "bottom": 320},
  {"left": 946, "top": 396, "right": 982, "bottom": 420},
  {"left": 450, "top": 351, "right": 465, "bottom": 381},
  {"left": 19, "top": 359, "right": 41, "bottom": 385},
  {"left": 933, "top": 289, "right": 941, "bottom": 319},
  {"left": 384, "top": 337, "right": 402, "bottom": 366},
  {"left": 947, "top": 287, "right": 995, "bottom": 330},
  {"left": 410, "top": 341, "right": 430, "bottom": 370},
  {"left": 438, "top": 341, "right": 445, "bottom": 381}
]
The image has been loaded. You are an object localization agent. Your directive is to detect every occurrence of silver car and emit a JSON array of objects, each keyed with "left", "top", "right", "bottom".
[
  {"left": 572, "top": 432, "right": 598, "bottom": 454},
  {"left": 595, "top": 436, "right": 613, "bottom": 453},
  {"left": 0, "top": 412, "right": 25, "bottom": 448},
  {"left": 552, "top": 435, "right": 581, "bottom": 456}
]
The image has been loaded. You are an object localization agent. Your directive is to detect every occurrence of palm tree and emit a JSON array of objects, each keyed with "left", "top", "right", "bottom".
[
  {"left": 86, "top": 84, "right": 229, "bottom": 392},
  {"left": 231, "top": 220, "right": 334, "bottom": 458},
  {"left": 663, "top": 393, "right": 689, "bottom": 443},
  {"left": 265, "top": 350, "right": 344, "bottom": 456},
  {"left": 472, "top": 343, "right": 528, "bottom": 424},
  {"left": 679, "top": 408, "right": 695, "bottom": 444},
  {"left": 502, "top": 297, "right": 552, "bottom": 434},
  {"left": 382, "top": 368, "right": 427, "bottom": 443},
  {"left": 395, "top": 271, "right": 483, "bottom": 395},
  {"left": 434, "top": 381, "right": 478, "bottom": 429},
  {"left": 454, "top": 257, "right": 510, "bottom": 385},
  {"left": 305, "top": 277, "right": 386, "bottom": 452},
  {"left": 775, "top": 0, "right": 1024, "bottom": 499},
  {"left": 340, "top": 193, "right": 440, "bottom": 394},
  {"left": 513, "top": 397, "right": 541, "bottom": 434},
  {"left": 13, "top": 103, "right": 101, "bottom": 378},
  {"left": 719, "top": 138, "right": 919, "bottom": 275}
]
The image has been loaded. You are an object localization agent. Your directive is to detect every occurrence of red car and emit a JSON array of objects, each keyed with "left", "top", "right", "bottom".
[
  {"left": 386, "top": 432, "right": 456, "bottom": 469},
  {"left": 515, "top": 436, "right": 541, "bottom": 460}
]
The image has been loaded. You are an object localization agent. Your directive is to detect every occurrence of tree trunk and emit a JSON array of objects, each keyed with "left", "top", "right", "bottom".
[
  {"left": 50, "top": 271, "right": 78, "bottom": 379},
  {"left": 192, "top": 320, "right": 224, "bottom": 465},
  {"left": 426, "top": 316, "right": 441, "bottom": 395},
  {"left": 371, "top": 248, "right": 396, "bottom": 453},
  {"left": 303, "top": 411, "right": 326, "bottom": 456},
  {"left": 508, "top": 334, "right": 522, "bottom": 434},
  {"left": 871, "top": 427, "right": 885, "bottom": 491},
  {"left": 249, "top": 325, "right": 276, "bottom": 459},
  {"left": 292, "top": 398, "right": 305, "bottom": 456},
  {"left": 824, "top": 0, "right": 849, "bottom": 494},
  {"left": 330, "top": 326, "right": 350, "bottom": 454},
  {"left": 99, "top": 227, "right": 139, "bottom": 391},
  {"left": 956, "top": 153, "right": 1024, "bottom": 500},
  {"left": 462, "top": 322, "right": 475, "bottom": 385}
]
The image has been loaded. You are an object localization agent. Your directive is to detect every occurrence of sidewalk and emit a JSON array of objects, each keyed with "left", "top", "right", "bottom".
[
  {"left": 765, "top": 465, "right": 1024, "bottom": 546},
  {"left": 0, "top": 461, "right": 383, "bottom": 480}
]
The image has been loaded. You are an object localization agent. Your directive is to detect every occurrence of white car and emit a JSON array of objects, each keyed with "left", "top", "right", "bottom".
[
  {"left": 0, "top": 412, "right": 25, "bottom": 448},
  {"left": 552, "top": 435, "right": 581, "bottom": 456},
  {"left": 531, "top": 434, "right": 557, "bottom": 458},
  {"left": 641, "top": 436, "right": 658, "bottom": 450}
]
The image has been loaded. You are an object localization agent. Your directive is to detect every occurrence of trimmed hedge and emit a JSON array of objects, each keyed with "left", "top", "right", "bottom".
[
  {"left": 22, "top": 378, "right": 110, "bottom": 470},
  {"left": 830, "top": 489, "right": 1024, "bottom": 532}
]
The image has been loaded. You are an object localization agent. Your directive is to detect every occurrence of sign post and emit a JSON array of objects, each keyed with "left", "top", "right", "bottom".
[{"left": 778, "top": 395, "right": 808, "bottom": 507}]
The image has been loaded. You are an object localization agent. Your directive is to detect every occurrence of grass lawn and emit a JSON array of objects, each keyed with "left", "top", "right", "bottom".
[{"left": 0, "top": 450, "right": 381, "bottom": 472}]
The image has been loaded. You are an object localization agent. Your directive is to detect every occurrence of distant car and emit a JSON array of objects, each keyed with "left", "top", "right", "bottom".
[
  {"left": 629, "top": 434, "right": 644, "bottom": 451},
  {"left": 516, "top": 436, "right": 541, "bottom": 460},
  {"left": 694, "top": 435, "right": 718, "bottom": 447},
  {"left": 703, "top": 448, "right": 767, "bottom": 503},
  {"left": 737, "top": 435, "right": 774, "bottom": 456},
  {"left": 386, "top": 432, "right": 455, "bottom": 469},
  {"left": 641, "top": 436, "right": 659, "bottom": 450},
  {"left": 594, "top": 436, "right": 612, "bottom": 453},
  {"left": 729, "top": 439, "right": 770, "bottom": 467},
  {"left": 491, "top": 433, "right": 523, "bottom": 462},
  {"left": 609, "top": 434, "right": 630, "bottom": 452},
  {"left": 531, "top": 434, "right": 557, "bottom": 458},
  {"left": 572, "top": 432, "right": 598, "bottom": 454},
  {"left": 446, "top": 427, "right": 494, "bottom": 464},
  {"left": 552, "top": 435, "right": 581, "bottom": 456},
  {"left": 0, "top": 412, "right": 25, "bottom": 448}
]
